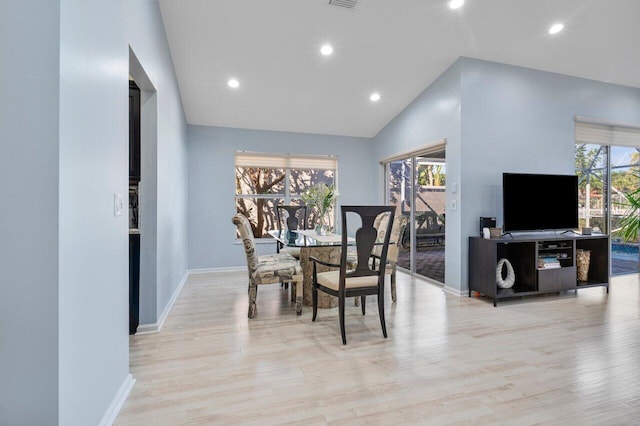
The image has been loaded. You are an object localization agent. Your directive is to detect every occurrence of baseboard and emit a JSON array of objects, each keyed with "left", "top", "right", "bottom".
[
  {"left": 442, "top": 285, "right": 466, "bottom": 297},
  {"left": 188, "top": 266, "right": 246, "bottom": 274},
  {"left": 99, "top": 373, "right": 135, "bottom": 426},
  {"left": 135, "top": 270, "right": 189, "bottom": 335}
]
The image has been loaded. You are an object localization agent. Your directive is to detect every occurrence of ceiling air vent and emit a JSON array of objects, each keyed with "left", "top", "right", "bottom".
[{"left": 328, "top": 0, "right": 359, "bottom": 9}]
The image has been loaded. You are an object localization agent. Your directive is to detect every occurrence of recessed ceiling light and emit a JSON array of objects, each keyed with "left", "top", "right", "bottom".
[
  {"left": 549, "top": 23, "right": 564, "bottom": 34},
  {"left": 370, "top": 92, "right": 381, "bottom": 102},
  {"left": 449, "top": 0, "right": 464, "bottom": 9},
  {"left": 320, "top": 44, "right": 334, "bottom": 56},
  {"left": 227, "top": 78, "right": 240, "bottom": 88}
]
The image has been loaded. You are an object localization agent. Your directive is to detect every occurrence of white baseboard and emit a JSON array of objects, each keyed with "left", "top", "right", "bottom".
[
  {"left": 136, "top": 270, "right": 189, "bottom": 335},
  {"left": 188, "top": 266, "right": 246, "bottom": 274},
  {"left": 442, "top": 285, "right": 466, "bottom": 297},
  {"left": 99, "top": 373, "right": 135, "bottom": 426}
]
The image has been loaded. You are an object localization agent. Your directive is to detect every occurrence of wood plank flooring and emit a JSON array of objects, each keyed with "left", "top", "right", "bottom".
[{"left": 116, "top": 271, "right": 640, "bottom": 425}]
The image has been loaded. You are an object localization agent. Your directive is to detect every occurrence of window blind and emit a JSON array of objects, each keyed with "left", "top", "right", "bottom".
[
  {"left": 379, "top": 139, "right": 446, "bottom": 164},
  {"left": 235, "top": 152, "right": 338, "bottom": 170},
  {"left": 575, "top": 117, "right": 640, "bottom": 147}
]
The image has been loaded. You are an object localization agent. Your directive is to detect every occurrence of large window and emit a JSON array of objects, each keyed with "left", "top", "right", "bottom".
[
  {"left": 235, "top": 152, "right": 337, "bottom": 238},
  {"left": 575, "top": 118, "right": 640, "bottom": 275}
]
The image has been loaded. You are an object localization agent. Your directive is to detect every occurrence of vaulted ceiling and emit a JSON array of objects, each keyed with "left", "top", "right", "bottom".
[{"left": 159, "top": 0, "right": 640, "bottom": 137}]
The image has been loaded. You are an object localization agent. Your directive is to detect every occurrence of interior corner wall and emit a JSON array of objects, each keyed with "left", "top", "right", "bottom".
[
  {"left": 0, "top": 2, "right": 61, "bottom": 424},
  {"left": 187, "top": 126, "right": 376, "bottom": 270},
  {"left": 127, "top": 1, "right": 189, "bottom": 326},
  {"left": 372, "top": 59, "right": 463, "bottom": 291},
  {"left": 458, "top": 57, "right": 640, "bottom": 291}
]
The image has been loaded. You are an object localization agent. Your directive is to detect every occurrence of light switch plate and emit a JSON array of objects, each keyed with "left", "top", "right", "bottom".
[
  {"left": 114, "top": 193, "right": 125, "bottom": 216},
  {"left": 450, "top": 199, "right": 457, "bottom": 211}
]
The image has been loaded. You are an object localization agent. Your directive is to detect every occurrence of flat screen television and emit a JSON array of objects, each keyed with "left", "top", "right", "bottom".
[{"left": 502, "top": 172, "right": 578, "bottom": 232}]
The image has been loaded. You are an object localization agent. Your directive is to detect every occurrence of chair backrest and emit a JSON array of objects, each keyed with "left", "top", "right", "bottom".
[
  {"left": 276, "top": 205, "right": 308, "bottom": 232},
  {"left": 232, "top": 213, "right": 258, "bottom": 279},
  {"left": 373, "top": 214, "right": 409, "bottom": 264},
  {"left": 340, "top": 206, "right": 395, "bottom": 282}
]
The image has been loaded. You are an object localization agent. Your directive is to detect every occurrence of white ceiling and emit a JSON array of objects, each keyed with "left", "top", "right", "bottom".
[{"left": 158, "top": 0, "right": 640, "bottom": 138}]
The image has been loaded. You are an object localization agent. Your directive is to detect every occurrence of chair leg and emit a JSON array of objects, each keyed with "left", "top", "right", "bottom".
[
  {"left": 339, "top": 295, "right": 347, "bottom": 345},
  {"left": 391, "top": 270, "right": 397, "bottom": 303},
  {"left": 377, "top": 289, "right": 387, "bottom": 338},
  {"left": 295, "top": 280, "right": 302, "bottom": 316},
  {"left": 361, "top": 296, "right": 366, "bottom": 315},
  {"left": 354, "top": 297, "right": 359, "bottom": 307},
  {"left": 248, "top": 281, "right": 258, "bottom": 319},
  {"left": 312, "top": 285, "right": 318, "bottom": 321}
]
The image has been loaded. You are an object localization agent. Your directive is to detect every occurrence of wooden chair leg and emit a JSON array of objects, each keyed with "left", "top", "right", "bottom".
[
  {"left": 378, "top": 289, "right": 387, "bottom": 338},
  {"left": 339, "top": 296, "right": 347, "bottom": 345},
  {"left": 391, "top": 270, "right": 397, "bottom": 303},
  {"left": 312, "top": 285, "right": 318, "bottom": 321}
]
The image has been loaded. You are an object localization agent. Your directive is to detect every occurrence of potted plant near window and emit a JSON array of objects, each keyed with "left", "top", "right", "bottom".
[{"left": 301, "top": 182, "right": 338, "bottom": 235}]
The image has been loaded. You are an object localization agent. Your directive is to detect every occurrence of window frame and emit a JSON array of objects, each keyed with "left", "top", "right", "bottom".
[{"left": 234, "top": 152, "right": 338, "bottom": 239}]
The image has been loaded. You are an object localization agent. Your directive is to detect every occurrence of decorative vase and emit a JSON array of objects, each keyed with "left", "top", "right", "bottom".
[
  {"left": 315, "top": 213, "right": 329, "bottom": 235},
  {"left": 576, "top": 249, "right": 591, "bottom": 282}
]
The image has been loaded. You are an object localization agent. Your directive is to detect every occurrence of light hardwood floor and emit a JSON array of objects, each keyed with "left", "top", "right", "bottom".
[{"left": 116, "top": 271, "right": 640, "bottom": 425}]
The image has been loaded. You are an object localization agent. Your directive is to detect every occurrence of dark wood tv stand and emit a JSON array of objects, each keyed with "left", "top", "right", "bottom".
[{"left": 469, "top": 234, "right": 609, "bottom": 306}]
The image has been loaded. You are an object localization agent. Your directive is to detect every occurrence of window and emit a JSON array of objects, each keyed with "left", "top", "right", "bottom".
[{"left": 235, "top": 152, "right": 338, "bottom": 238}]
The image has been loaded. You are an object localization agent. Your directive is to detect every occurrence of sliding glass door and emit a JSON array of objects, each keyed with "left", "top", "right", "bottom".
[{"left": 385, "top": 148, "right": 446, "bottom": 283}]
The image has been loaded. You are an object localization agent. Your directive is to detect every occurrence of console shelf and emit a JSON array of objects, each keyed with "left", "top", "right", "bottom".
[{"left": 469, "top": 234, "right": 609, "bottom": 306}]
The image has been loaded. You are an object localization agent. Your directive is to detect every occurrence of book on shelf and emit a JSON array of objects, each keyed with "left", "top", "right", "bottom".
[{"left": 537, "top": 256, "right": 561, "bottom": 269}]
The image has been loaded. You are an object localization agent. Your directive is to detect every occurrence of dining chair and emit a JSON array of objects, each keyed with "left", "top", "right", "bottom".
[
  {"left": 232, "top": 213, "right": 303, "bottom": 318},
  {"left": 347, "top": 213, "right": 409, "bottom": 302},
  {"left": 275, "top": 204, "right": 308, "bottom": 259},
  {"left": 310, "top": 205, "right": 395, "bottom": 344}
]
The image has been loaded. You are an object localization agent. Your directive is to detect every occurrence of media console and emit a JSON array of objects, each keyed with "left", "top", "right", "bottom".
[{"left": 469, "top": 234, "right": 609, "bottom": 306}]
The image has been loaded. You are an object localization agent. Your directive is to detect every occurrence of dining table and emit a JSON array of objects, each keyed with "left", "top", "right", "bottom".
[{"left": 268, "top": 229, "right": 356, "bottom": 309}]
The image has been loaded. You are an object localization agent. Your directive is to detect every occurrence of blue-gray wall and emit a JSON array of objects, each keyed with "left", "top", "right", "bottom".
[
  {"left": 458, "top": 57, "right": 640, "bottom": 290},
  {"left": 373, "top": 56, "right": 640, "bottom": 293},
  {"left": 128, "top": 0, "right": 190, "bottom": 328},
  {"left": 373, "top": 60, "right": 463, "bottom": 291},
  {"left": 0, "top": 1, "right": 61, "bottom": 423},
  {"left": 188, "top": 126, "right": 376, "bottom": 269},
  {"left": 1, "top": 1, "right": 189, "bottom": 424}
]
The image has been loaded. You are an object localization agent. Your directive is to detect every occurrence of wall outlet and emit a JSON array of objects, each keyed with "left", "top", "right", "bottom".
[{"left": 114, "top": 193, "right": 125, "bottom": 216}]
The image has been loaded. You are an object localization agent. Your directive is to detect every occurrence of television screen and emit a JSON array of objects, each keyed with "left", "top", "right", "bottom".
[{"left": 502, "top": 173, "right": 578, "bottom": 232}]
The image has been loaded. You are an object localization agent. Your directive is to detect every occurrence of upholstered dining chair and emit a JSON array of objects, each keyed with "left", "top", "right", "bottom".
[
  {"left": 310, "top": 206, "right": 395, "bottom": 344},
  {"left": 232, "top": 213, "right": 303, "bottom": 318},
  {"left": 348, "top": 213, "right": 409, "bottom": 303},
  {"left": 275, "top": 204, "right": 308, "bottom": 259}
]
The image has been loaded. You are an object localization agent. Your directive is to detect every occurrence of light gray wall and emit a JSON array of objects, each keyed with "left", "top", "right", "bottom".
[
  {"left": 188, "top": 126, "right": 376, "bottom": 269},
  {"left": 373, "top": 60, "right": 463, "bottom": 290},
  {"left": 0, "top": 1, "right": 61, "bottom": 424},
  {"left": 127, "top": 1, "right": 189, "bottom": 326},
  {"left": 458, "top": 57, "right": 640, "bottom": 290}
]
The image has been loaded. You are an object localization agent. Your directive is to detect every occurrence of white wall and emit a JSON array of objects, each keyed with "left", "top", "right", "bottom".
[
  {"left": 373, "top": 60, "right": 463, "bottom": 291},
  {"left": 0, "top": 1, "right": 61, "bottom": 424},
  {"left": 187, "top": 126, "right": 376, "bottom": 269}
]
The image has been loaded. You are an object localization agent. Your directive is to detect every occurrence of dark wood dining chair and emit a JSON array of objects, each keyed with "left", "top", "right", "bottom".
[
  {"left": 275, "top": 204, "right": 308, "bottom": 259},
  {"left": 310, "top": 205, "right": 395, "bottom": 344}
]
